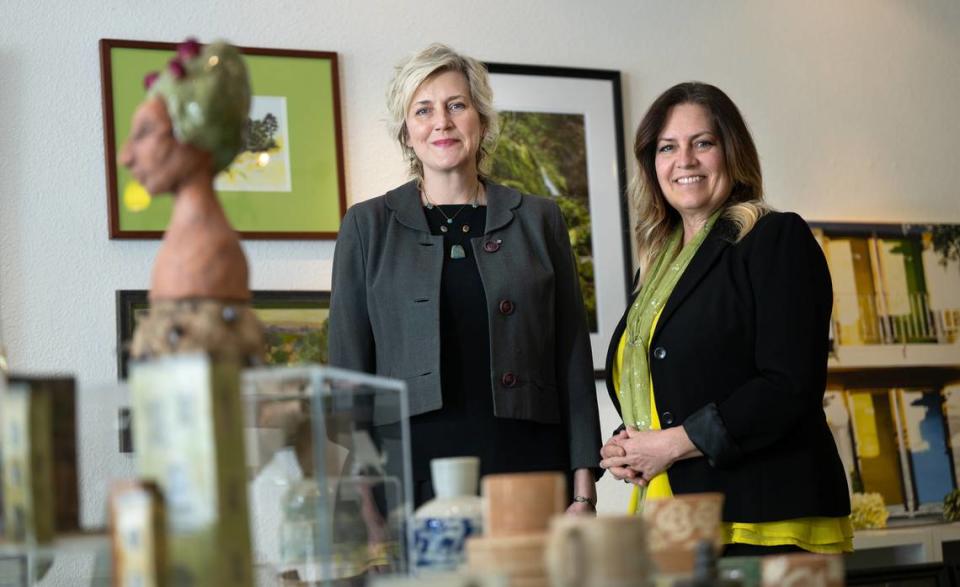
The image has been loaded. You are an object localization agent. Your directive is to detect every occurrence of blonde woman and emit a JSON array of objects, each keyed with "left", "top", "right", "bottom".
[
  {"left": 599, "top": 82, "right": 851, "bottom": 555},
  {"left": 329, "top": 44, "right": 601, "bottom": 512}
]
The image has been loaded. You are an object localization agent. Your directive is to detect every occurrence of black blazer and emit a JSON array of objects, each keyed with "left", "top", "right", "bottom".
[{"left": 605, "top": 212, "right": 850, "bottom": 522}]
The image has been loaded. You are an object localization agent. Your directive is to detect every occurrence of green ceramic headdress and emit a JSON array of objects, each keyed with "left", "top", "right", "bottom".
[{"left": 145, "top": 39, "right": 251, "bottom": 173}]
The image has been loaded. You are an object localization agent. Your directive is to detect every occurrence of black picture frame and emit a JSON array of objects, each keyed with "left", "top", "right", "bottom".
[
  {"left": 115, "top": 289, "right": 330, "bottom": 379},
  {"left": 484, "top": 62, "right": 632, "bottom": 375}
]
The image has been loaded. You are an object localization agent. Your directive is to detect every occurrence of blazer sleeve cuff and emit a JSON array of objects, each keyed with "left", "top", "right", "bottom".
[{"left": 683, "top": 403, "right": 743, "bottom": 469}]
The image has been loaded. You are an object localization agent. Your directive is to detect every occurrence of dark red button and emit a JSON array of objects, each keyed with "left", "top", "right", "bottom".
[
  {"left": 483, "top": 240, "right": 501, "bottom": 253},
  {"left": 501, "top": 372, "right": 518, "bottom": 388},
  {"left": 499, "top": 300, "right": 515, "bottom": 315}
]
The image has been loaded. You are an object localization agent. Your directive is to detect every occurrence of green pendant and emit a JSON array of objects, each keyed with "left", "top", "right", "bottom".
[{"left": 450, "top": 244, "right": 466, "bottom": 259}]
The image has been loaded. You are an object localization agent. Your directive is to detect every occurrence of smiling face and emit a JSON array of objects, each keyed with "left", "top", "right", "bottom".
[
  {"left": 404, "top": 69, "right": 483, "bottom": 181},
  {"left": 655, "top": 103, "right": 732, "bottom": 228},
  {"left": 118, "top": 97, "right": 213, "bottom": 196}
]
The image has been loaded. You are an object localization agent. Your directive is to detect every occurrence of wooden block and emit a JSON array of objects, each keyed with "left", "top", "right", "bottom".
[
  {"left": 130, "top": 353, "right": 253, "bottom": 586},
  {"left": 110, "top": 480, "right": 167, "bottom": 587},
  {"left": 7, "top": 375, "right": 79, "bottom": 535},
  {"left": 481, "top": 472, "right": 565, "bottom": 537},
  {"left": 0, "top": 375, "right": 78, "bottom": 543},
  {"left": 1, "top": 381, "right": 55, "bottom": 543}
]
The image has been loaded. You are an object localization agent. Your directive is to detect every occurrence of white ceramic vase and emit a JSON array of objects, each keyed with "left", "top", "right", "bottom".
[{"left": 412, "top": 456, "right": 483, "bottom": 573}]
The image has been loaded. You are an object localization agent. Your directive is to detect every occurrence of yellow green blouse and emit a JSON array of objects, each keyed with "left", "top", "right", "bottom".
[{"left": 613, "top": 311, "right": 853, "bottom": 553}]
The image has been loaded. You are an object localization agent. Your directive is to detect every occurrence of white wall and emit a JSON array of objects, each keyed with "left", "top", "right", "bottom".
[{"left": 3, "top": 0, "right": 960, "bottom": 526}]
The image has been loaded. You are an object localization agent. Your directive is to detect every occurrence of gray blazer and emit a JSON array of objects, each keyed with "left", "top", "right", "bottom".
[{"left": 328, "top": 180, "right": 601, "bottom": 471}]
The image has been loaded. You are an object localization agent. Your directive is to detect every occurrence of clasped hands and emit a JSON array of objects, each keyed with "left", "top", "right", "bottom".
[{"left": 599, "top": 426, "right": 695, "bottom": 486}]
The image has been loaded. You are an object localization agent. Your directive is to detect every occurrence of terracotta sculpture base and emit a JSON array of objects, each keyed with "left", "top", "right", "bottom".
[{"left": 130, "top": 299, "right": 265, "bottom": 365}]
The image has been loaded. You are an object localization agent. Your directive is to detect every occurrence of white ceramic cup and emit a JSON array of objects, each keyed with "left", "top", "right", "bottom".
[{"left": 431, "top": 456, "right": 481, "bottom": 498}]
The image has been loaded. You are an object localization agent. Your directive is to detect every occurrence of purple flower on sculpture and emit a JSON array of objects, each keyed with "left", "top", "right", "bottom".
[
  {"left": 177, "top": 38, "right": 202, "bottom": 61},
  {"left": 143, "top": 71, "right": 159, "bottom": 90},
  {"left": 168, "top": 59, "right": 186, "bottom": 79}
]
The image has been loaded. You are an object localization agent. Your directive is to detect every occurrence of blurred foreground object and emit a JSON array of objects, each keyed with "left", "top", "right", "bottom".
[
  {"left": 129, "top": 353, "right": 252, "bottom": 585},
  {"left": 243, "top": 365, "right": 412, "bottom": 582},
  {"left": 0, "top": 375, "right": 78, "bottom": 544},
  {"left": 110, "top": 480, "right": 167, "bottom": 587},
  {"left": 119, "top": 38, "right": 264, "bottom": 365},
  {"left": 413, "top": 456, "right": 482, "bottom": 573}
]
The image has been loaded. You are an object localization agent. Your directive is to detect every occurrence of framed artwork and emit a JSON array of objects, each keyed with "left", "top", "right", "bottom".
[
  {"left": 100, "top": 39, "right": 346, "bottom": 239},
  {"left": 484, "top": 63, "right": 632, "bottom": 372},
  {"left": 116, "top": 290, "right": 330, "bottom": 379}
]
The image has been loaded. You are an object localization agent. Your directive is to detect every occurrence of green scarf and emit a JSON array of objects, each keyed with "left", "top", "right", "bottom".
[{"left": 619, "top": 210, "right": 721, "bottom": 430}]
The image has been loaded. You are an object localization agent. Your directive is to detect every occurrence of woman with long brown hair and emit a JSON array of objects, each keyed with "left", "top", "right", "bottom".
[{"left": 600, "top": 82, "right": 851, "bottom": 556}]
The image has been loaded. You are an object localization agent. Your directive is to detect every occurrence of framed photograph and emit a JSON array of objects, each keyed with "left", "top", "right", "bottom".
[
  {"left": 116, "top": 290, "right": 330, "bottom": 379},
  {"left": 484, "top": 63, "right": 632, "bottom": 372},
  {"left": 100, "top": 39, "right": 346, "bottom": 239}
]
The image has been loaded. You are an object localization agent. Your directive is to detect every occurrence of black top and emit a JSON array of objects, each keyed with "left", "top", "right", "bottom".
[{"left": 411, "top": 204, "right": 568, "bottom": 507}]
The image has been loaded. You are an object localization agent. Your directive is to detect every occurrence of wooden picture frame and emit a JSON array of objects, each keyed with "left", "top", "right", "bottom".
[{"left": 100, "top": 39, "right": 346, "bottom": 239}]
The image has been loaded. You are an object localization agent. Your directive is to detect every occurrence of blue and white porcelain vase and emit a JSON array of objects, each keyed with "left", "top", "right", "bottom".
[{"left": 413, "top": 456, "right": 483, "bottom": 573}]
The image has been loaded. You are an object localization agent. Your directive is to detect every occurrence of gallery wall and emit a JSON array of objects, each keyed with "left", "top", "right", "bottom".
[{"left": 2, "top": 0, "right": 960, "bottom": 525}]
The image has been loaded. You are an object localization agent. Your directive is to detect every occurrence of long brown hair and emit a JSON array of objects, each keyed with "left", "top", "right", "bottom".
[{"left": 631, "top": 82, "right": 769, "bottom": 272}]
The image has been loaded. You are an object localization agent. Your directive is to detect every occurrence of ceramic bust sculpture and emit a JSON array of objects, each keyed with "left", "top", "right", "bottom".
[{"left": 119, "top": 39, "right": 264, "bottom": 363}]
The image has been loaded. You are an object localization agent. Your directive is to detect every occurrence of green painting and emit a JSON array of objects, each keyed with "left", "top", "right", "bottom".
[
  {"left": 101, "top": 40, "right": 345, "bottom": 238},
  {"left": 256, "top": 305, "right": 329, "bottom": 366},
  {"left": 116, "top": 290, "right": 329, "bottom": 379}
]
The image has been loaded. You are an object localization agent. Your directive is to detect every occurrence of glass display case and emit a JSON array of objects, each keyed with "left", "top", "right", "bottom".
[{"left": 242, "top": 365, "right": 413, "bottom": 586}]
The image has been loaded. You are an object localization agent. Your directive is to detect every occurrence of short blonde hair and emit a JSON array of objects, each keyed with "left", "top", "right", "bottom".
[{"left": 386, "top": 43, "right": 499, "bottom": 180}]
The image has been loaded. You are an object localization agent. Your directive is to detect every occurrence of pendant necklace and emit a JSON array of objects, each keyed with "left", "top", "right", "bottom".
[{"left": 422, "top": 182, "right": 481, "bottom": 259}]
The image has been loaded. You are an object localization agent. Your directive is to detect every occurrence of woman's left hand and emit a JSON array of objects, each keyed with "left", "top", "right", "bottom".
[
  {"left": 566, "top": 468, "right": 597, "bottom": 516},
  {"left": 565, "top": 499, "right": 596, "bottom": 516},
  {"left": 599, "top": 426, "right": 696, "bottom": 483}
]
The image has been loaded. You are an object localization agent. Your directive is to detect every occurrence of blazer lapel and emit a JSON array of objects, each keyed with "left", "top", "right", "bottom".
[
  {"left": 483, "top": 181, "right": 522, "bottom": 233},
  {"left": 385, "top": 180, "right": 430, "bottom": 233},
  {"left": 653, "top": 219, "right": 736, "bottom": 340}
]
